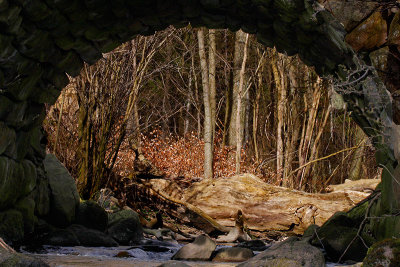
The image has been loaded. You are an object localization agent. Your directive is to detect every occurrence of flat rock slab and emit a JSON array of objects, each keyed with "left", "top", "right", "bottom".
[{"left": 181, "top": 174, "right": 374, "bottom": 234}]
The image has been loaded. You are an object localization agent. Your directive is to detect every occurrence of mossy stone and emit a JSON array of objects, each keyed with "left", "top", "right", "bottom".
[
  {"left": 75, "top": 200, "right": 108, "bottom": 232},
  {"left": 0, "top": 209, "right": 24, "bottom": 244},
  {"left": 363, "top": 238, "right": 400, "bottom": 267},
  {"left": 14, "top": 196, "right": 36, "bottom": 234}
]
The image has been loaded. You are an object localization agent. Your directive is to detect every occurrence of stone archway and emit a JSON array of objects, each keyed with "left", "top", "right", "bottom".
[{"left": 0, "top": 0, "right": 398, "bottom": 244}]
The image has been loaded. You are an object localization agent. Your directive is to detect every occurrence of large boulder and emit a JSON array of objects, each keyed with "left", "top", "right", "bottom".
[
  {"left": 0, "top": 157, "right": 37, "bottom": 210},
  {"left": 107, "top": 209, "right": 143, "bottom": 245},
  {"left": 363, "top": 238, "right": 400, "bottom": 267},
  {"left": 0, "top": 209, "right": 24, "bottom": 245},
  {"left": 14, "top": 196, "right": 36, "bottom": 234},
  {"left": 311, "top": 211, "right": 375, "bottom": 262},
  {"left": 44, "top": 154, "right": 80, "bottom": 227},
  {"left": 67, "top": 224, "right": 118, "bottom": 247},
  {"left": 345, "top": 12, "right": 387, "bottom": 51},
  {"left": 318, "top": 0, "right": 378, "bottom": 32},
  {"left": 75, "top": 200, "right": 108, "bottom": 232},
  {"left": 172, "top": 235, "right": 216, "bottom": 261},
  {"left": 238, "top": 237, "right": 325, "bottom": 267},
  {"left": 43, "top": 229, "right": 80, "bottom": 247}
]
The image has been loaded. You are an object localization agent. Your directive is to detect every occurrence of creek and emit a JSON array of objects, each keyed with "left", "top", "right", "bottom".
[{"left": 21, "top": 241, "right": 358, "bottom": 267}]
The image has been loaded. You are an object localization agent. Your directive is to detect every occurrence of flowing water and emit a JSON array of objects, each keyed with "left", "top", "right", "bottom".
[
  {"left": 23, "top": 243, "right": 237, "bottom": 267},
  {"left": 22, "top": 242, "right": 360, "bottom": 267}
]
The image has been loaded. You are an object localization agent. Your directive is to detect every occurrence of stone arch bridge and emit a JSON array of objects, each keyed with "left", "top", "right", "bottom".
[{"left": 0, "top": 0, "right": 399, "bottom": 247}]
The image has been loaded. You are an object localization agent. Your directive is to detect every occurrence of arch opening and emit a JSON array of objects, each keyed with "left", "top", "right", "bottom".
[{"left": 0, "top": 0, "right": 398, "bottom": 248}]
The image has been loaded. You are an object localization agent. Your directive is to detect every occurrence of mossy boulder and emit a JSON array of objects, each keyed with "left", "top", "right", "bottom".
[
  {"left": 0, "top": 209, "right": 24, "bottom": 245},
  {"left": 75, "top": 200, "right": 108, "bottom": 232},
  {"left": 363, "top": 238, "right": 400, "bottom": 267},
  {"left": 14, "top": 196, "right": 36, "bottom": 234},
  {"left": 68, "top": 224, "right": 118, "bottom": 247},
  {"left": 107, "top": 209, "right": 143, "bottom": 245},
  {"left": 0, "top": 157, "right": 37, "bottom": 210},
  {"left": 238, "top": 237, "right": 324, "bottom": 267},
  {"left": 0, "top": 252, "right": 49, "bottom": 267},
  {"left": 311, "top": 211, "right": 374, "bottom": 262},
  {"left": 44, "top": 154, "right": 80, "bottom": 227},
  {"left": 43, "top": 228, "right": 80, "bottom": 246}
]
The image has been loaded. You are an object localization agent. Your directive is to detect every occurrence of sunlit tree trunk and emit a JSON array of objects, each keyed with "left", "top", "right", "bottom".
[
  {"left": 198, "top": 28, "right": 213, "bottom": 180},
  {"left": 271, "top": 50, "right": 286, "bottom": 185},
  {"left": 229, "top": 30, "right": 247, "bottom": 146},
  {"left": 208, "top": 29, "right": 217, "bottom": 137},
  {"left": 348, "top": 125, "right": 366, "bottom": 180},
  {"left": 235, "top": 33, "right": 250, "bottom": 174}
]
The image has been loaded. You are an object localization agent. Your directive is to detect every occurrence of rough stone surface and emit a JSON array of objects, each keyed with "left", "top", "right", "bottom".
[
  {"left": 388, "top": 12, "right": 400, "bottom": 46},
  {"left": 0, "top": 209, "right": 24, "bottom": 245},
  {"left": 43, "top": 229, "right": 80, "bottom": 247},
  {"left": 212, "top": 247, "right": 254, "bottom": 262},
  {"left": 238, "top": 237, "right": 325, "bottom": 267},
  {"left": 44, "top": 154, "right": 80, "bottom": 227},
  {"left": 0, "top": 249, "right": 49, "bottom": 267},
  {"left": 107, "top": 210, "right": 143, "bottom": 245},
  {"left": 363, "top": 238, "right": 400, "bottom": 267},
  {"left": 75, "top": 200, "right": 108, "bottom": 232},
  {"left": 345, "top": 12, "right": 387, "bottom": 51},
  {"left": 172, "top": 235, "right": 216, "bottom": 261},
  {"left": 0, "top": 157, "right": 37, "bottom": 210},
  {"left": 311, "top": 211, "right": 375, "bottom": 262},
  {"left": 318, "top": 0, "right": 378, "bottom": 31},
  {"left": 68, "top": 224, "right": 118, "bottom": 247},
  {"left": 14, "top": 196, "right": 36, "bottom": 234}
]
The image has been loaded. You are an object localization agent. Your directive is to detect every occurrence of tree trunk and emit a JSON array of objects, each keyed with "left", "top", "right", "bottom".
[
  {"left": 235, "top": 33, "right": 249, "bottom": 174},
  {"left": 229, "top": 30, "right": 247, "bottom": 146},
  {"left": 197, "top": 28, "right": 213, "bottom": 180},
  {"left": 348, "top": 125, "right": 366, "bottom": 181}
]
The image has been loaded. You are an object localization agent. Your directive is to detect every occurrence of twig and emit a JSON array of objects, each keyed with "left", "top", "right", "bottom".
[{"left": 286, "top": 140, "right": 367, "bottom": 182}]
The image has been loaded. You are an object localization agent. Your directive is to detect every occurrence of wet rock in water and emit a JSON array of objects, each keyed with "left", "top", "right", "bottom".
[
  {"left": 44, "top": 154, "right": 80, "bottom": 228},
  {"left": 68, "top": 224, "right": 118, "bottom": 247},
  {"left": 43, "top": 229, "right": 80, "bottom": 246},
  {"left": 0, "top": 253, "right": 49, "bottom": 267},
  {"left": 235, "top": 240, "right": 269, "bottom": 251},
  {"left": 158, "top": 261, "right": 191, "bottom": 267},
  {"left": 172, "top": 235, "right": 216, "bottom": 261},
  {"left": 363, "top": 238, "right": 400, "bottom": 267},
  {"left": 212, "top": 247, "right": 254, "bottom": 262},
  {"left": 107, "top": 209, "right": 143, "bottom": 245},
  {"left": 238, "top": 237, "right": 325, "bottom": 267},
  {"left": 0, "top": 240, "right": 49, "bottom": 267},
  {"left": 114, "top": 251, "right": 134, "bottom": 258},
  {"left": 75, "top": 200, "right": 108, "bottom": 232}
]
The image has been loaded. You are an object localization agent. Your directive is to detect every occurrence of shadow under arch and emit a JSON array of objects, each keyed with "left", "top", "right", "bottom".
[{"left": 0, "top": 0, "right": 398, "bottom": 243}]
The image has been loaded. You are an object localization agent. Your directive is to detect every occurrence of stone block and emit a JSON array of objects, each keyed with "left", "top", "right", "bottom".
[
  {"left": 0, "top": 157, "right": 37, "bottom": 210},
  {"left": 0, "top": 122, "right": 16, "bottom": 155},
  {"left": 56, "top": 50, "right": 84, "bottom": 77},
  {"left": 44, "top": 154, "right": 80, "bottom": 227},
  {"left": 0, "top": 209, "right": 24, "bottom": 244},
  {"left": 14, "top": 196, "right": 36, "bottom": 234},
  {"left": 22, "top": 0, "right": 51, "bottom": 22}
]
